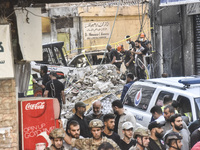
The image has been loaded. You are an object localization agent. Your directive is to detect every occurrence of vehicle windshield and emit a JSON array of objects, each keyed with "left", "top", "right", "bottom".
[
  {"left": 69, "top": 53, "right": 110, "bottom": 68},
  {"left": 195, "top": 98, "right": 200, "bottom": 119},
  {"left": 123, "top": 85, "right": 156, "bottom": 110}
]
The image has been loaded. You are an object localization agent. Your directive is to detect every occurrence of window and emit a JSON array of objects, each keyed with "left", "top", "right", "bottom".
[
  {"left": 177, "top": 96, "right": 192, "bottom": 122},
  {"left": 69, "top": 55, "right": 89, "bottom": 68},
  {"left": 93, "top": 53, "right": 110, "bottom": 65},
  {"left": 69, "top": 52, "right": 110, "bottom": 67},
  {"left": 155, "top": 91, "right": 174, "bottom": 106},
  {"left": 195, "top": 98, "right": 200, "bottom": 120},
  {"left": 123, "top": 85, "right": 155, "bottom": 110},
  {"left": 55, "top": 17, "right": 73, "bottom": 29}
]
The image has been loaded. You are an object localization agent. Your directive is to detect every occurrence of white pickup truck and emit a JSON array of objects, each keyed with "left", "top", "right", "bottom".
[{"left": 123, "top": 77, "right": 200, "bottom": 127}]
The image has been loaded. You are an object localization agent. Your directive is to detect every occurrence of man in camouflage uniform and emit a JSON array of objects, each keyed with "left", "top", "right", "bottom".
[
  {"left": 164, "top": 132, "right": 183, "bottom": 150},
  {"left": 129, "top": 127, "right": 150, "bottom": 150},
  {"left": 46, "top": 128, "right": 66, "bottom": 150},
  {"left": 64, "top": 119, "right": 120, "bottom": 150}
]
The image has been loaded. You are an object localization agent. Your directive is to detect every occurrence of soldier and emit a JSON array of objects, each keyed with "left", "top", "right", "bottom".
[
  {"left": 63, "top": 119, "right": 120, "bottom": 150},
  {"left": 46, "top": 128, "right": 65, "bottom": 150},
  {"left": 167, "top": 113, "right": 190, "bottom": 150},
  {"left": 129, "top": 127, "right": 150, "bottom": 150},
  {"left": 164, "top": 132, "right": 183, "bottom": 150}
]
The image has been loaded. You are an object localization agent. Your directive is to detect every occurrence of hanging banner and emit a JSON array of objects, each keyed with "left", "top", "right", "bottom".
[
  {"left": 15, "top": 7, "right": 43, "bottom": 61},
  {"left": 0, "top": 25, "right": 14, "bottom": 78},
  {"left": 83, "top": 21, "right": 110, "bottom": 40},
  {"left": 160, "top": 0, "right": 200, "bottom": 6}
]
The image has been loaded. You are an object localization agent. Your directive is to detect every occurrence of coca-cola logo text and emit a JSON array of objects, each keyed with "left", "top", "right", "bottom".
[
  {"left": 25, "top": 102, "right": 45, "bottom": 110},
  {"left": 24, "top": 101, "right": 46, "bottom": 118}
]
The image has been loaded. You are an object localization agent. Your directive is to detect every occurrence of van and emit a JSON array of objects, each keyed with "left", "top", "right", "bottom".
[{"left": 123, "top": 77, "right": 200, "bottom": 127}]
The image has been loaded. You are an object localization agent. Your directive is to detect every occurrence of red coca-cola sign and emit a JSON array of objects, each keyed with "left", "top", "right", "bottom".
[
  {"left": 24, "top": 101, "right": 46, "bottom": 118},
  {"left": 19, "top": 98, "right": 60, "bottom": 150}
]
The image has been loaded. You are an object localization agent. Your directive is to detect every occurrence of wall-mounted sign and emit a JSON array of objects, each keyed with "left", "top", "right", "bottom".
[
  {"left": 187, "top": 3, "right": 200, "bottom": 15},
  {"left": 15, "top": 7, "right": 43, "bottom": 61},
  {"left": 160, "top": 0, "right": 200, "bottom": 6},
  {"left": 83, "top": 21, "right": 110, "bottom": 40},
  {"left": 0, "top": 25, "right": 14, "bottom": 79}
]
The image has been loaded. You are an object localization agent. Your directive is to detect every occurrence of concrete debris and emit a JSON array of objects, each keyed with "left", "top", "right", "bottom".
[{"left": 61, "top": 64, "right": 125, "bottom": 119}]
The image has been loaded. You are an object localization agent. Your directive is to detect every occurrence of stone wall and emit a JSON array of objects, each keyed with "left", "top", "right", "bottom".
[{"left": 0, "top": 79, "right": 18, "bottom": 150}]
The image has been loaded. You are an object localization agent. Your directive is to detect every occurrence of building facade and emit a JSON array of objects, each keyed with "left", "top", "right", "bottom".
[
  {"left": 151, "top": 0, "right": 200, "bottom": 77},
  {"left": 46, "top": 1, "right": 151, "bottom": 54}
]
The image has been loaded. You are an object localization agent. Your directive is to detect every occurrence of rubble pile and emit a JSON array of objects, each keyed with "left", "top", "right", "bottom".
[{"left": 62, "top": 64, "right": 125, "bottom": 119}]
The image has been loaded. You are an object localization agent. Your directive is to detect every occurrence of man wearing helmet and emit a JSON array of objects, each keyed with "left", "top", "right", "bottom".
[
  {"left": 168, "top": 113, "right": 190, "bottom": 150},
  {"left": 47, "top": 128, "right": 66, "bottom": 150},
  {"left": 63, "top": 119, "right": 120, "bottom": 150},
  {"left": 164, "top": 132, "right": 183, "bottom": 150},
  {"left": 129, "top": 127, "right": 150, "bottom": 150}
]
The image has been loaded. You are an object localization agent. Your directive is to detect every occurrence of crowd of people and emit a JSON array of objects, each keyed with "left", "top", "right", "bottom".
[
  {"left": 31, "top": 34, "right": 200, "bottom": 150},
  {"left": 45, "top": 94, "right": 200, "bottom": 150},
  {"left": 106, "top": 34, "right": 152, "bottom": 80}
]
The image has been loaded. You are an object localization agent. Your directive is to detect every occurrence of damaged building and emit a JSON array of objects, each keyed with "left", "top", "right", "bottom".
[{"left": 43, "top": 0, "right": 151, "bottom": 54}]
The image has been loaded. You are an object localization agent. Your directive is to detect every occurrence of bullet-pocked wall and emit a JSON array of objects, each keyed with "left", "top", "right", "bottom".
[
  {"left": 0, "top": 79, "right": 18, "bottom": 149},
  {"left": 79, "top": 4, "right": 151, "bottom": 51}
]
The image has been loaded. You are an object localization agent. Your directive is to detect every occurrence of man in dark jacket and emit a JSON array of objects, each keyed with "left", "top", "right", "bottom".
[
  {"left": 121, "top": 73, "right": 134, "bottom": 102},
  {"left": 118, "top": 45, "right": 135, "bottom": 75},
  {"left": 106, "top": 44, "right": 122, "bottom": 70},
  {"left": 125, "top": 35, "right": 135, "bottom": 51},
  {"left": 66, "top": 101, "right": 90, "bottom": 138},
  {"left": 44, "top": 71, "right": 65, "bottom": 117},
  {"left": 148, "top": 121, "right": 166, "bottom": 150}
]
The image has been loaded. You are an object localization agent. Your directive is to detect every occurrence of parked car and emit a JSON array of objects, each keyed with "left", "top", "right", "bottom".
[
  {"left": 31, "top": 42, "right": 110, "bottom": 79},
  {"left": 123, "top": 77, "right": 200, "bottom": 127},
  {"left": 31, "top": 42, "right": 111, "bottom": 96}
]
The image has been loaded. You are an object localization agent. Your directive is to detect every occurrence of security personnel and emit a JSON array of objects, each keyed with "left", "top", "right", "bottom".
[
  {"left": 129, "top": 127, "right": 150, "bottom": 150},
  {"left": 64, "top": 119, "right": 120, "bottom": 150},
  {"left": 26, "top": 75, "right": 37, "bottom": 97},
  {"left": 164, "top": 132, "right": 183, "bottom": 150},
  {"left": 46, "top": 128, "right": 65, "bottom": 150}
]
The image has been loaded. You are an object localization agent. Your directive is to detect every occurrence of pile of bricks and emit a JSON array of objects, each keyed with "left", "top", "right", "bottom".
[{"left": 62, "top": 64, "right": 125, "bottom": 119}]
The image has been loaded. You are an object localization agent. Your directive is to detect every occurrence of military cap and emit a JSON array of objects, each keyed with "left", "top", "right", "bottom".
[
  {"left": 133, "top": 127, "right": 150, "bottom": 138},
  {"left": 164, "top": 132, "right": 182, "bottom": 145},
  {"left": 49, "top": 128, "right": 65, "bottom": 139},
  {"left": 89, "top": 119, "right": 104, "bottom": 128}
]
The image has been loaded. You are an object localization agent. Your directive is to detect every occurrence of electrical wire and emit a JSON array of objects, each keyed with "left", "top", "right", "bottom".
[{"left": 100, "top": 0, "right": 121, "bottom": 65}]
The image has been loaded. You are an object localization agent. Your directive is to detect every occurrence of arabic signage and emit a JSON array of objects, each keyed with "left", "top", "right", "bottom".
[
  {"left": 0, "top": 25, "right": 14, "bottom": 79},
  {"left": 160, "top": 0, "right": 200, "bottom": 6},
  {"left": 83, "top": 21, "right": 110, "bottom": 40},
  {"left": 187, "top": 3, "right": 200, "bottom": 15}
]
